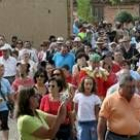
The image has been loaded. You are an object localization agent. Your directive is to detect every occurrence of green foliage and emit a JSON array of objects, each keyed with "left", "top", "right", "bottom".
[
  {"left": 115, "top": 11, "right": 133, "bottom": 24},
  {"left": 77, "top": 0, "right": 94, "bottom": 23},
  {"left": 109, "top": 0, "right": 121, "bottom": 5}
]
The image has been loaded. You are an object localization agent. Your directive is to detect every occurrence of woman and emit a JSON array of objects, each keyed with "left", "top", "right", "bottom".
[
  {"left": 0, "top": 63, "right": 14, "bottom": 140},
  {"left": 72, "top": 53, "right": 89, "bottom": 87},
  {"left": 51, "top": 68, "right": 76, "bottom": 139},
  {"left": 51, "top": 68, "right": 75, "bottom": 99},
  {"left": 12, "top": 61, "right": 34, "bottom": 99},
  {"left": 16, "top": 86, "right": 66, "bottom": 140},
  {"left": 34, "top": 69, "right": 48, "bottom": 103},
  {"left": 40, "top": 77, "right": 73, "bottom": 140}
]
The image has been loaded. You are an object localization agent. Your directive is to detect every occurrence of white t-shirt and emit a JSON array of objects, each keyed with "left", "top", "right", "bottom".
[{"left": 73, "top": 92, "right": 101, "bottom": 121}]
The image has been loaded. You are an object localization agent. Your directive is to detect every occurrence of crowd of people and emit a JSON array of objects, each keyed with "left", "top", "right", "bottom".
[{"left": 0, "top": 19, "right": 140, "bottom": 140}]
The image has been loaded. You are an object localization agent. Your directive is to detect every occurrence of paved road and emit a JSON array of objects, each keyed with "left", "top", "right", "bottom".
[{"left": 0, "top": 118, "right": 19, "bottom": 140}]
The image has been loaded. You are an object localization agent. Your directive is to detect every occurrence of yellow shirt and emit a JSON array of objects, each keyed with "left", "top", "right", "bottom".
[
  {"left": 99, "top": 92, "right": 140, "bottom": 135},
  {"left": 17, "top": 110, "right": 49, "bottom": 140}
]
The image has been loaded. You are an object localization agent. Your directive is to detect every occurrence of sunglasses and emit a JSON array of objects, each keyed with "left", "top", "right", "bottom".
[
  {"left": 52, "top": 73, "right": 61, "bottom": 76},
  {"left": 36, "top": 75, "right": 45, "bottom": 78},
  {"left": 48, "top": 84, "right": 55, "bottom": 88}
]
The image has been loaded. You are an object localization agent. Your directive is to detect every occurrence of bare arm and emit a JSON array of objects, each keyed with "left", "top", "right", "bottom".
[
  {"left": 97, "top": 116, "right": 107, "bottom": 140},
  {"left": 32, "top": 103, "right": 66, "bottom": 139},
  {"left": 95, "top": 104, "right": 100, "bottom": 120}
]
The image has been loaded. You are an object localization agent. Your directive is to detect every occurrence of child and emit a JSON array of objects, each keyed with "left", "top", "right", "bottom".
[{"left": 73, "top": 76, "right": 101, "bottom": 140}]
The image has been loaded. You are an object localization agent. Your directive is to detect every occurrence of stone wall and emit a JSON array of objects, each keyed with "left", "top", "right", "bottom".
[{"left": 0, "top": 0, "right": 72, "bottom": 47}]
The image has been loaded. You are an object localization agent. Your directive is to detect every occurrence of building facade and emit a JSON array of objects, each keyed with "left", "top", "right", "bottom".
[
  {"left": 0, "top": 0, "right": 73, "bottom": 47},
  {"left": 92, "top": 0, "right": 140, "bottom": 23}
]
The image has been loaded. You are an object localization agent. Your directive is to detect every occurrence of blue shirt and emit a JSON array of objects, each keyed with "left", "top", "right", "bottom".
[
  {"left": 53, "top": 52, "right": 75, "bottom": 72},
  {"left": 0, "top": 78, "right": 12, "bottom": 111}
]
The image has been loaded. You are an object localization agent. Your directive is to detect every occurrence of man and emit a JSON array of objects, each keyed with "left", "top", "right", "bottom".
[
  {"left": 0, "top": 44, "right": 17, "bottom": 84},
  {"left": 53, "top": 44, "right": 75, "bottom": 72},
  {"left": 120, "top": 36, "right": 139, "bottom": 70},
  {"left": 98, "top": 74, "right": 140, "bottom": 140}
]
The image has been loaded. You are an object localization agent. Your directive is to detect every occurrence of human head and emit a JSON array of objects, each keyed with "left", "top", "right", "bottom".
[
  {"left": 113, "top": 50, "right": 124, "bottom": 63},
  {"left": 46, "top": 62, "right": 54, "bottom": 79},
  {"left": 89, "top": 53, "right": 101, "bottom": 69},
  {"left": 75, "top": 52, "right": 89, "bottom": 66},
  {"left": 60, "top": 44, "right": 69, "bottom": 55},
  {"left": 119, "top": 74, "right": 135, "bottom": 100},
  {"left": 0, "top": 44, "right": 11, "bottom": 59},
  {"left": 48, "top": 77, "right": 63, "bottom": 94},
  {"left": 16, "top": 61, "right": 30, "bottom": 76},
  {"left": 102, "top": 52, "right": 113, "bottom": 66},
  {"left": 23, "top": 41, "right": 32, "bottom": 49},
  {"left": 11, "top": 36, "right": 18, "bottom": 47},
  {"left": 34, "top": 68, "right": 48, "bottom": 84},
  {"left": 40, "top": 41, "right": 50, "bottom": 51},
  {"left": 78, "top": 76, "right": 96, "bottom": 94},
  {"left": 15, "top": 87, "right": 39, "bottom": 118},
  {"left": 16, "top": 40, "right": 23, "bottom": 50},
  {"left": 51, "top": 68, "right": 67, "bottom": 89},
  {"left": 20, "top": 49, "right": 30, "bottom": 62}
]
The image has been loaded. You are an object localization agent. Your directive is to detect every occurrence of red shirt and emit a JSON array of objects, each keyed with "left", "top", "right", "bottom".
[
  {"left": 112, "top": 62, "right": 121, "bottom": 73},
  {"left": 39, "top": 94, "right": 72, "bottom": 124}
]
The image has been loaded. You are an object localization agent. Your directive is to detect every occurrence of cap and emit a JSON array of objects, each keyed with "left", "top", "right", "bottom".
[
  {"left": 56, "top": 37, "right": 64, "bottom": 44},
  {"left": 74, "top": 37, "right": 81, "bottom": 42}
]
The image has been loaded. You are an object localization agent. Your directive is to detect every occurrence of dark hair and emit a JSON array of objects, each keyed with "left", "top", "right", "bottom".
[
  {"left": 48, "top": 77, "right": 63, "bottom": 92},
  {"left": 37, "top": 61, "right": 47, "bottom": 70},
  {"left": 78, "top": 76, "right": 96, "bottom": 93},
  {"left": 62, "top": 64, "right": 70, "bottom": 71},
  {"left": 12, "top": 36, "right": 18, "bottom": 40},
  {"left": 119, "top": 74, "right": 134, "bottom": 87},
  {"left": 34, "top": 68, "right": 48, "bottom": 83},
  {"left": 15, "top": 87, "right": 36, "bottom": 118},
  {"left": 51, "top": 68, "right": 68, "bottom": 89},
  {"left": 16, "top": 62, "right": 30, "bottom": 74}
]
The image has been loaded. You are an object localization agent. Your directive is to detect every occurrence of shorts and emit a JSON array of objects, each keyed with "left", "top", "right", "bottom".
[{"left": 0, "top": 110, "right": 9, "bottom": 131}]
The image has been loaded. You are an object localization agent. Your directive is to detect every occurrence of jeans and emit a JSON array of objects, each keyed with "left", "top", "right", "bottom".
[
  {"left": 105, "top": 131, "right": 140, "bottom": 140},
  {"left": 77, "top": 120, "right": 97, "bottom": 140}
]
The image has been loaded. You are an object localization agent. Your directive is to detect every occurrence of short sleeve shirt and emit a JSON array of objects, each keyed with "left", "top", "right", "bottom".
[
  {"left": 73, "top": 93, "right": 101, "bottom": 121},
  {"left": 17, "top": 110, "right": 49, "bottom": 140},
  {"left": 0, "top": 78, "right": 12, "bottom": 111}
]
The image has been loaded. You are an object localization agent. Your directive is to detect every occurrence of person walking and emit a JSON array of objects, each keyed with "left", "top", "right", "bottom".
[{"left": 97, "top": 74, "right": 140, "bottom": 140}]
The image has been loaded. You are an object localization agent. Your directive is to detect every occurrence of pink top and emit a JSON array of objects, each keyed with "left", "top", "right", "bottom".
[{"left": 12, "top": 77, "right": 34, "bottom": 92}]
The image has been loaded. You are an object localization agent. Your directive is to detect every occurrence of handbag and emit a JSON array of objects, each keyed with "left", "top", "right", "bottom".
[{"left": 0, "top": 82, "right": 14, "bottom": 111}]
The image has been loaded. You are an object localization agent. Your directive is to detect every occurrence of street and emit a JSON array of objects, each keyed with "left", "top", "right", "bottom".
[{"left": 0, "top": 118, "right": 19, "bottom": 140}]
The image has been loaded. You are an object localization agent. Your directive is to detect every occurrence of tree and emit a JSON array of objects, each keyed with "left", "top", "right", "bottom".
[
  {"left": 77, "top": 0, "right": 94, "bottom": 23},
  {"left": 115, "top": 11, "right": 133, "bottom": 24},
  {"left": 109, "top": 0, "right": 121, "bottom": 5}
]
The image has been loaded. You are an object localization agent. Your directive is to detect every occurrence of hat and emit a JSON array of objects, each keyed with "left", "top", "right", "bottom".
[
  {"left": 89, "top": 53, "right": 101, "bottom": 62},
  {"left": 74, "top": 37, "right": 81, "bottom": 42},
  {"left": 119, "top": 36, "right": 130, "bottom": 43},
  {"left": 0, "top": 43, "right": 12, "bottom": 51},
  {"left": 96, "top": 37, "right": 104, "bottom": 44},
  {"left": 75, "top": 53, "right": 89, "bottom": 62},
  {"left": 56, "top": 37, "right": 64, "bottom": 44}
]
